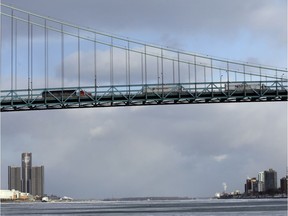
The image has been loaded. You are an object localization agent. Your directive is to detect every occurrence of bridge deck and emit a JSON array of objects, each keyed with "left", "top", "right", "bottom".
[{"left": 1, "top": 82, "right": 287, "bottom": 112}]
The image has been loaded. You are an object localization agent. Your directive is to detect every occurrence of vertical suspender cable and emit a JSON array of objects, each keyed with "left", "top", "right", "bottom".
[
  {"left": 173, "top": 60, "right": 175, "bottom": 84},
  {"left": 125, "top": 45, "right": 128, "bottom": 93},
  {"left": 11, "top": 10, "right": 14, "bottom": 96},
  {"left": 144, "top": 45, "right": 147, "bottom": 87},
  {"left": 226, "top": 62, "right": 230, "bottom": 95},
  {"left": 94, "top": 34, "right": 97, "bottom": 99},
  {"left": 276, "top": 69, "right": 278, "bottom": 92},
  {"left": 28, "top": 14, "right": 30, "bottom": 99},
  {"left": 259, "top": 67, "right": 262, "bottom": 88},
  {"left": 44, "top": 19, "right": 47, "bottom": 89},
  {"left": 61, "top": 24, "right": 64, "bottom": 89},
  {"left": 210, "top": 58, "right": 213, "bottom": 84},
  {"left": 161, "top": 48, "right": 164, "bottom": 87},
  {"left": 110, "top": 37, "right": 114, "bottom": 102},
  {"left": 219, "top": 69, "right": 222, "bottom": 91},
  {"left": 188, "top": 64, "right": 191, "bottom": 90},
  {"left": 128, "top": 41, "right": 131, "bottom": 95},
  {"left": 77, "top": 28, "right": 80, "bottom": 90},
  {"left": 60, "top": 24, "right": 64, "bottom": 103},
  {"left": 177, "top": 52, "right": 180, "bottom": 84},
  {"left": 250, "top": 65, "right": 252, "bottom": 81},
  {"left": 194, "top": 55, "right": 197, "bottom": 93},
  {"left": 47, "top": 22, "right": 49, "bottom": 88},
  {"left": 227, "top": 62, "right": 230, "bottom": 82},
  {"left": 210, "top": 58, "right": 214, "bottom": 93},
  {"left": 243, "top": 64, "right": 246, "bottom": 84},
  {"left": 141, "top": 53, "right": 144, "bottom": 86},
  {"left": 204, "top": 66, "right": 206, "bottom": 88},
  {"left": 210, "top": 58, "right": 213, "bottom": 94},
  {"left": 31, "top": 23, "right": 33, "bottom": 95},
  {"left": 157, "top": 56, "right": 159, "bottom": 85},
  {"left": 161, "top": 49, "right": 164, "bottom": 99},
  {"left": 110, "top": 37, "right": 113, "bottom": 87},
  {"left": 43, "top": 19, "right": 47, "bottom": 102},
  {"left": 15, "top": 18, "right": 17, "bottom": 90}
]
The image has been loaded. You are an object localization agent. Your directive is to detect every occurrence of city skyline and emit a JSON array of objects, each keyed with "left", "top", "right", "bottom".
[
  {"left": 215, "top": 167, "right": 287, "bottom": 198},
  {"left": 8, "top": 153, "right": 44, "bottom": 197},
  {"left": 244, "top": 168, "right": 287, "bottom": 195},
  {"left": 7, "top": 153, "right": 287, "bottom": 198},
  {"left": 1, "top": 0, "right": 287, "bottom": 199}
]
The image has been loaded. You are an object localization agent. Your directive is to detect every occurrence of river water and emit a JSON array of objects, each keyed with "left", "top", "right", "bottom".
[{"left": 1, "top": 198, "right": 287, "bottom": 215}]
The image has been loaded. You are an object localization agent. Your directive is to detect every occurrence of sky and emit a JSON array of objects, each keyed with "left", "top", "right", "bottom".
[{"left": 1, "top": 0, "right": 287, "bottom": 199}]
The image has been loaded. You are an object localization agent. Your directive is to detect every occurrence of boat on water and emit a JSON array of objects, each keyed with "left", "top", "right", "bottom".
[
  {"left": 41, "top": 197, "right": 49, "bottom": 202},
  {"left": 60, "top": 196, "right": 73, "bottom": 201}
]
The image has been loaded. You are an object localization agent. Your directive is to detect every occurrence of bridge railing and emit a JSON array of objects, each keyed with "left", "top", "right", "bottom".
[
  {"left": 1, "top": 80, "right": 287, "bottom": 99},
  {"left": 1, "top": 80, "right": 287, "bottom": 111}
]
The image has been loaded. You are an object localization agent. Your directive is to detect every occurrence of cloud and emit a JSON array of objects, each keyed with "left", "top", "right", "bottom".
[
  {"left": 89, "top": 120, "right": 114, "bottom": 138},
  {"left": 213, "top": 154, "right": 228, "bottom": 162},
  {"left": 89, "top": 126, "right": 105, "bottom": 137}
]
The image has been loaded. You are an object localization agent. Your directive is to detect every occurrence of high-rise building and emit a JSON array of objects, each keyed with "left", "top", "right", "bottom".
[
  {"left": 8, "top": 153, "right": 44, "bottom": 196},
  {"left": 280, "top": 176, "right": 287, "bottom": 194},
  {"left": 264, "top": 168, "right": 277, "bottom": 192},
  {"left": 245, "top": 177, "right": 258, "bottom": 194},
  {"left": 21, "top": 153, "right": 32, "bottom": 193},
  {"left": 258, "top": 171, "right": 265, "bottom": 192},
  {"left": 31, "top": 166, "right": 44, "bottom": 196},
  {"left": 8, "top": 166, "right": 21, "bottom": 191}
]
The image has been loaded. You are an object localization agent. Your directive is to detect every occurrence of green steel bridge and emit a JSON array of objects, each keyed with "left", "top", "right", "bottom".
[{"left": 1, "top": 3, "right": 287, "bottom": 112}]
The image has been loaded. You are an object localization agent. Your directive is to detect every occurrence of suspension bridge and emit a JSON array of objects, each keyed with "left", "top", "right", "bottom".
[{"left": 1, "top": 3, "right": 287, "bottom": 112}]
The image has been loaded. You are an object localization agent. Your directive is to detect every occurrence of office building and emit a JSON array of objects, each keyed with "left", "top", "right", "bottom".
[
  {"left": 31, "top": 166, "right": 45, "bottom": 196},
  {"left": 280, "top": 176, "right": 287, "bottom": 194},
  {"left": 258, "top": 171, "right": 265, "bottom": 192},
  {"left": 8, "top": 153, "right": 44, "bottom": 196},
  {"left": 8, "top": 166, "right": 21, "bottom": 191},
  {"left": 21, "top": 153, "right": 32, "bottom": 193},
  {"left": 245, "top": 177, "right": 258, "bottom": 194},
  {"left": 264, "top": 168, "right": 277, "bottom": 192}
]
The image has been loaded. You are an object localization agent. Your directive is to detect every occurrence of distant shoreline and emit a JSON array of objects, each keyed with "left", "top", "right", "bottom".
[
  {"left": 2, "top": 195, "right": 287, "bottom": 203},
  {"left": 217, "top": 194, "right": 288, "bottom": 200}
]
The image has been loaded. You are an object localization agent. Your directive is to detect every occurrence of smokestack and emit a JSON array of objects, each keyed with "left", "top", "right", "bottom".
[{"left": 222, "top": 182, "right": 227, "bottom": 193}]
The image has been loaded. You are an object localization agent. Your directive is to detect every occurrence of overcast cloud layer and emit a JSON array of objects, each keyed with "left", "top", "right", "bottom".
[{"left": 1, "top": 0, "right": 287, "bottom": 199}]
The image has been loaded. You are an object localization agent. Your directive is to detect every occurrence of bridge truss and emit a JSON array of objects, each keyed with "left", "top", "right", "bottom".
[{"left": 1, "top": 3, "right": 287, "bottom": 112}]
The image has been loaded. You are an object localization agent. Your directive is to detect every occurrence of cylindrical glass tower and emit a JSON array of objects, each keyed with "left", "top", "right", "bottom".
[{"left": 21, "top": 152, "right": 32, "bottom": 193}]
